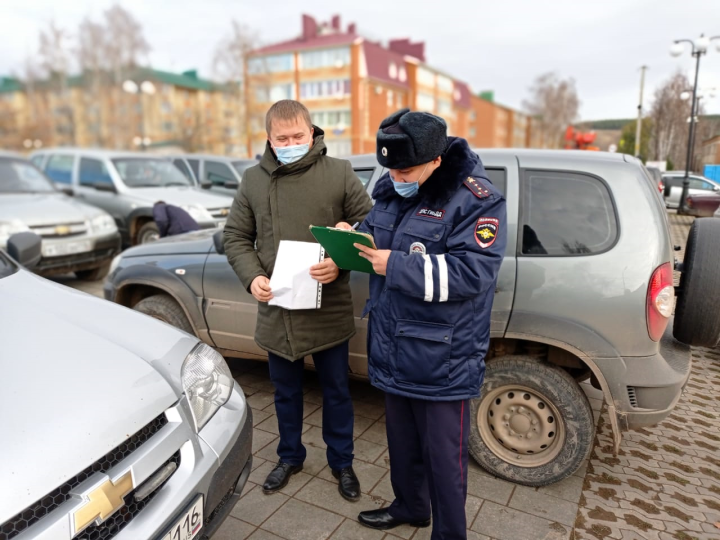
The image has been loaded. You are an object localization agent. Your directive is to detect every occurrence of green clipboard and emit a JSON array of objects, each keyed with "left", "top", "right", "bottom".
[{"left": 309, "top": 225, "right": 377, "bottom": 274}]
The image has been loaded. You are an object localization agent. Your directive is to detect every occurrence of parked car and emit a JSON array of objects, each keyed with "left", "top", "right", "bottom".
[
  {"left": 105, "top": 150, "right": 720, "bottom": 487},
  {"left": 645, "top": 166, "right": 664, "bottom": 193},
  {"left": 662, "top": 172, "right": 720, "bottom": 209},
  {"left": 685, "top": 191, "right": 720, "bottom": 217},
  {"left": 0, "top": 231, "right": 252, "bottom": 540},
  {"left": 0, "top": 152, "right": 121, "bottom": 280},
  {"left": 170, "top": 155, "right": 257, "bottom": 197},
  {"left": 30, "top": 149, "right": 234, "bottom": 245}
]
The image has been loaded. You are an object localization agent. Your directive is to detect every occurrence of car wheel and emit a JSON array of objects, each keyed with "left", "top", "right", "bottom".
[
  {"left": 137, "top": 222, "right": 160, "bottom": 244},
  {"left": 674, "top": 218, "right": 720, "bottom": 347},
  {"left": 469, "top": 355, "right": 595, "bottom": 486},
  {"left": 75, "top": 262, "right": 111, "bottom": 281},
  {"left": 134, "top": 294, "right": 194, "bottom": 335}
]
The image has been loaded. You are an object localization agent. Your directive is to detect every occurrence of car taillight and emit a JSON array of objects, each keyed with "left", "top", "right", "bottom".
[
  {"left": 686, "top": 197, "right": 693, "bottom": 208},
  {"left": 658, "top": 181, "right": 664, "bottom": 193},
  {"left": 647, "top": 262, "right": 674, "bottom": 341}
]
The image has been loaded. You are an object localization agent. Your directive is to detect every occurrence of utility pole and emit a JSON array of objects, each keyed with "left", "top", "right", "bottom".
[{"left": 634, "top": 66, "right": 647, "bottom": 158}]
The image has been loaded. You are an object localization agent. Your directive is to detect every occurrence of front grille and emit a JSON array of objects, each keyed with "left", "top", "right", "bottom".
[
  {"left": 75, "top": 451, "right": 181, "bottom": 540},
  {"left": 30, "top": 222, "right": 88, "bottom": 238},
  {"left": 1, "top": 413, "right": 169, "bottom": 540}
]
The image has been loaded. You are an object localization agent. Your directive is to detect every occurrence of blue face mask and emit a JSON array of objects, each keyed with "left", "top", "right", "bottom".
[
  {"left": 392, "top": 162, "right": 430, "bottom": 198},
  {"left": 274, "top": 143, "right": 310, "bottom": 165}
]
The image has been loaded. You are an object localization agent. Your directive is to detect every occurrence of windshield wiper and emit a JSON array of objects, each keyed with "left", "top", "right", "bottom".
[
  {"left": 163, "top": 182, "right": 190, "bottom": 187},
  {"left": 127, "top": 183, "right": 162, "bottom": 188}
]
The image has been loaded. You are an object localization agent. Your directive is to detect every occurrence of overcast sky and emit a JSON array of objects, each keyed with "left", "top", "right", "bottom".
[{"left": 3, "top": 0, "right": 720, "bottom": 120}]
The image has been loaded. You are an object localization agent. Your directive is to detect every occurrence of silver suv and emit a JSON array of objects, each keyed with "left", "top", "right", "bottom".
[
  {"left": 30, "top": 149, "right": 235, "bottom": 245},
  {"left": 0, "top": 153, "right": 120, "bottom": 280},
  {"left": 170, "top": 154, "right": 257, "bottom": 197},
  {"left": 0, "top": 232, "right": 252, "bottom": 540},
  {"left": 105, "top": 150, "right": 720, "bottom": 486}
]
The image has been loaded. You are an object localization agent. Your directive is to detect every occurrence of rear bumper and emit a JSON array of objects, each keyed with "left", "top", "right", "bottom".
[
  {"left": 597, "top": 321, "right": 691, "bottom": 431},
  {"left": 35, "top": 233, "right": 121, "bottom": 275}
]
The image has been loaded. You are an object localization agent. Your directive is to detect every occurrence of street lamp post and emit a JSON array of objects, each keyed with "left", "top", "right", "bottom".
[
  {"left": 122, "top": 79, "right": 156, "bottom": 151},
  {"left": 670, "top": 34, "right": 720, "bottom": 213}
]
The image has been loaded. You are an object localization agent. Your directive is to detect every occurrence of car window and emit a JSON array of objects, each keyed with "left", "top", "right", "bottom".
[
  {"left": 520, "top": 170, "right": 618, "bottom": 256},
  {"left": 45, "top": 154, "right": 75, "bottom": 185},
  {"left": 205, "top": 161, "right": 236, "bottom": 186},
  {"left": 173, "top": 159, "right": 194, "bottom": 182},
  {"left": 79, "top": 158, "right": 114, "bottom": 187},
  {"left": 232, "top": 161, "right": 254, "bottom": 179},
  {"left": 0, "top": 158, "right": 56, "bottom": 193},
  {"left": 111, "top": 158, "right": 192, "bottom": 188},
  {"left": 485, "top": 168, "right": 507, "bottom": 196},
  {"left": 30, "top": 154, "right": 45, "bottom": 168},
  {"left": 353, "top": 168, "right": 375, "bottom": 187},
  {"left": 687, "top": 178, "right": 711, "bottom": 190},
  {"left": 187, "top": 159, "right": 200, "bottom": 179}
]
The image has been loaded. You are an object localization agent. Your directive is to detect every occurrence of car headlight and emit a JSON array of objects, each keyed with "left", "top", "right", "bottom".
[
  {"left": 181, "top": 204, "right": 213, "bottom": 222},
  {"left": 0, "top": 220, "right": 31, "bottom": 245},
  {"left": 181, "top": 343, "right": 234, "bottom": 431},
  {"left": 90, "top": 214, "right": 118, "bottom": 234}
]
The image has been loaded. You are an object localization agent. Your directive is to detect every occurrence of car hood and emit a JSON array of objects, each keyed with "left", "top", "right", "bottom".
[
  {"left": 125, "top": 186, "right": 233, "bottom": 209},
  {"left": 120, "top": 228, "right": 217, "bottom": 257},
  {"left": 0, "top": 270, "right": 198, "bottom": 522},
  {"left": 0, "top": 193, "right": 105, "bottom": 226}
]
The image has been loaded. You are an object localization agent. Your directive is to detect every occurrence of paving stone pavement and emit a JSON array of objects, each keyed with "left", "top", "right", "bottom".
[{"left": 52, "top": 212, "right": 719, "bottom": 539}]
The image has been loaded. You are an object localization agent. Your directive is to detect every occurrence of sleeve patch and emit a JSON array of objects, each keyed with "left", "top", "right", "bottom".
[
  {"left": 463, "top": 177, "right": 491, "bottom": 199},
  {"left": 475, "top": 217, "right": 499, "bottom": 248}
]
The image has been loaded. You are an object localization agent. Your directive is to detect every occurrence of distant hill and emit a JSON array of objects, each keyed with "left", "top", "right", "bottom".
[{"left": 581, "top": 115, "right": 720, "bottom": 131}]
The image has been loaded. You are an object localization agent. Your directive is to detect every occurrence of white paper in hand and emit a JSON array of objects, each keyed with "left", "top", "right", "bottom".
[{"left": 269, "top": 240, "right": 324, "bottom": 310}]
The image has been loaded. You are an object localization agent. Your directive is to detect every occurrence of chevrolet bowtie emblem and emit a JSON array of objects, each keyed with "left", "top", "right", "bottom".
[
  {"left": 55, "top": 225, "right": 71, "bottom": 235},
  {"left": 73, "top": 471, "right": 134, "bottom": 533},
  {"left": 220, "top": 209, "right": 229, "bottom": 216}
]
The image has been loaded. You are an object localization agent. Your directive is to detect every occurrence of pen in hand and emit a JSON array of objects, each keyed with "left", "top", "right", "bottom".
[{"left": 351, "top": 222, "right": 360, "bottom": 231}]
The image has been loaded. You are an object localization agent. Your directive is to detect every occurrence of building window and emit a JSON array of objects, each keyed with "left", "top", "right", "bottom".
[
  {"left": 161, "top": 101, "right": 173, "bottom": 114},
  {"left": 438, "top": 98, "right": 452, "bottom": 116},
  {"left": 387, "top": 90, "right": 394, "bottom": 107},
  {"left": 469, "top": 127, "right": 476, "bottom": 137},
  {"left": 300, "top": 79, "right": 350, "bottom": 99},
  {"left": 325, "top": 139, "right": 352, "bottom": 157},
  {"left": 438, "top": 75, "right": 453, "bottom": 93},
  {"left": 255, "top": 83, "right": 296, "bottom": 103},
  {"left": 248, "top": 53, "right": 295, "bottom": 74},
  {"left": 470, "top": 111, "right": 476, "bottom": 121},
  {"left": 163, "top": 121, "right": 175, "bottom": 132},
  {"left": 299, "top": 47, "right": 350, "bottom": 69},
  {"left": 310, "top": 110, "right": 352, "bottom": 129},
  {"left": 416, "top": 92, "right": 435, "bottom": 112},
  {"left": 399, "top": 67, "right": 407, "bottom": 82},
  {"left": 389, "top": 62, "right": 398, "bottom": 79},
  {"left": 417, "top": 67, "right": 436, "bottom": 88}
]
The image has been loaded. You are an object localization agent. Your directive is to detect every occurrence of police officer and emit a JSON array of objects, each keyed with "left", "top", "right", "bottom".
[{"left": 352, "top": 109, "right": 506, "bottom": 539}]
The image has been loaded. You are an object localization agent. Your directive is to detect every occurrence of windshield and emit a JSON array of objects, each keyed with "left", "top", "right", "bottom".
[
  {"left": 232, "top": 160, "right": 255, "bottom": 178},
  {"left": 111, "top": 158, "right": 193, "bottom": 188},
  {"left": 0, "top": 158, "right": 56, "bottom": 193}
]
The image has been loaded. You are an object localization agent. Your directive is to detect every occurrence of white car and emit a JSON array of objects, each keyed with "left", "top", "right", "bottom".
[{"left": 662, "top": 172, "right": 720, "bottom": 209}]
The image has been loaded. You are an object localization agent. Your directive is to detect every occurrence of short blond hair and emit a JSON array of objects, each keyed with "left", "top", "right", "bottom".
[{"left": 265, "top": 100, "right": 313, "bottom": 135}]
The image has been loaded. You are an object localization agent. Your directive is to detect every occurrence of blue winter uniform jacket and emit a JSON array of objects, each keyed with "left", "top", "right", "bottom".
[{"left": 359, "top": 138, "right": 507, "bottom": 401}]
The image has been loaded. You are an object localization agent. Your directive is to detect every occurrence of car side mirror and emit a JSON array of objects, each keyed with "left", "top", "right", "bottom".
[
  {"left": 713, "top": 186, "right": 720, "bottom": 192},
  {"left": 663, "top": 184, "right": 671, "bottom": 198},
  {"left": 60, "top": 186, "right": 74, "bottom": 196},
  {"left": 6, "top": 232, "right": 42, "bottom": 269},
  {"left": 94, "top": 182, "right": 117, "bottom": 193},
  {"left": 213, "top": 229, "right": 225, "bottom": 255},
  {"left": 224, "top": 180, "right": 239, "bottom": 190},
  {"left": 200, "top": 180, "right": 212, "bottom": 189}
]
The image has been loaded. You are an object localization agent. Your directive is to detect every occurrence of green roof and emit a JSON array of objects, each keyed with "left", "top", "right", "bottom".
[{"left": 0, "top": 77, "right": 23, "bottom": 94}]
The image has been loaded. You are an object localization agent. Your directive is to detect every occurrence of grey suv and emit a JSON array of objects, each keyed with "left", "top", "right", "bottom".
[
  {"left": 0, "top": 232, "right": 252, "bottom": 540},
  {"left": 0, "top": 153, "right": 120, "bottom": 279},
  {"left": 105, "top": 150, "right": 720, "bottom": 486},
  {"left": 170, "top": 155, "right": 257, "bottom": 197},
  {"left": 30, "top": 149, "right": 235, "bottom": 245}
]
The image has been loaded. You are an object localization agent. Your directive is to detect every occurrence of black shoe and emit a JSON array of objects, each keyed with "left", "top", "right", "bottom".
[
  {"left": 358, "top": 508, "right": 431, "bottom": 530},
  {"left": 262, "top": 462, "right": 303, "bottom": 494},
  {"left": 331, "top": 466, "right": 361, "bottom": 502}
]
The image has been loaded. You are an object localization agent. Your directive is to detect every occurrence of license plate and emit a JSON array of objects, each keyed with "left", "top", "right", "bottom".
[
  {"left": 217, "top": 221, "right": 226, "bottom": 229},
  {"left": 162, "top": 495, "right": 203, "bottom": 540},
  {"left": 42, "top": 240, "right": 92, "bottom": 257}
]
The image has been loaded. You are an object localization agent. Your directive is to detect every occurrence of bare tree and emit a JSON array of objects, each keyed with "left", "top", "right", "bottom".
[
  {"left": 38, "top": 20, "right": 76, "bottom": 145},
  {"left": 523, "top": 72, "right": 580, "bottom": 149},
  {"left": 648, "top": 72, "right": 693, "bottom": 169},
  {"left": 213, "top": 21, "right": 259, "bottom": 154},
  {"left": 77, "top": 16, "right": 108, "bottom": 146}
]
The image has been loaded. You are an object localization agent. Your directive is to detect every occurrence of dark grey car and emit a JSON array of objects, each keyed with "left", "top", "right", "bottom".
[{"left": 105, "top": 150, "right": 720, "bottom": 486}]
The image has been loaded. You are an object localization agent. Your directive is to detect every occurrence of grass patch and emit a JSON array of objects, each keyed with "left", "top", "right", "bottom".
[
  {"left": 637, "top": 467, "right": 659, "bottom": 480},
  {"left": 624, "top": 514, "right": 652, "bottom": 531},
  {"left": 664, "top": 472, "right": 689, "bottom": 486},
  {"left": 662, "top": 444, "right": 685, "bottom": 456}
]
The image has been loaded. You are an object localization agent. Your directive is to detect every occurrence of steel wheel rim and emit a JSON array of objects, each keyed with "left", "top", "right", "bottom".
[
  {"left": 140, "top": 230, "right": 159, "bottom": 243},
  {"left": 477, "top": 384, "right": 565, "bottom": 467}
]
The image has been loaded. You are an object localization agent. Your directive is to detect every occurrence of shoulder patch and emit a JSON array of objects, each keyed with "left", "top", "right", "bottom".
[
  {"left": 463, "top": 177, "right": 491, "bottom": 199},
  {"left": 475, "top": 217, "right": 499, "bottom": 248}
]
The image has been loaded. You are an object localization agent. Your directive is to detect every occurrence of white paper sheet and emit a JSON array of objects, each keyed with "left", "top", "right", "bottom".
[{"left": 269, "top": 240, "right": 324, "bottom": 310}]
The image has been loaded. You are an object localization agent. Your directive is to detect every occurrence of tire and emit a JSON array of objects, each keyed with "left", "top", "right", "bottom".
[
  {"left": 137, "top": 222, "right": 160, "bottom": 245},
  {"left": 469, "top": 355, "right": 595, "bottom": 486},
  {"left": 133, "top": 294, "right": 194, "bottom": 335},
  {"left": 674, "top": 218, "right": 720, "bottom": 347},
  {"left": 75, "top": 261, "right": 111, "bottom": 281}
]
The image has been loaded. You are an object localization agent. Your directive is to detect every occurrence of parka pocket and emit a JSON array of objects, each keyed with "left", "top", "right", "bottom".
[{"left": 394, "top": 319, "right": 454, "bottom": 387}]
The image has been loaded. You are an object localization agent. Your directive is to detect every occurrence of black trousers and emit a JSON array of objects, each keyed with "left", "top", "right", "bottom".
[
  {"left": 385, "top": 392, "right": 470, "bottom": 540},
  {"left": 267, "top": 341, "right": 354, "bottom": 470}
]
